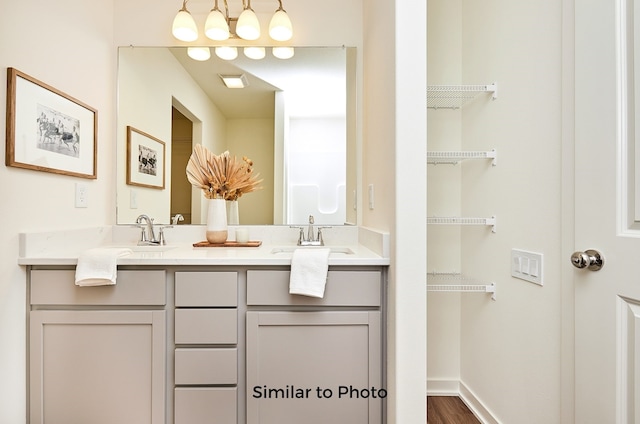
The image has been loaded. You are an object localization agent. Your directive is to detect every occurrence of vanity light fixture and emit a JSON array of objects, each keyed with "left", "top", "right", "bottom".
[
  {"left": 269, "top": 0, "right": 293, "bottom": 41},
  {"left": 219, "top": 74, "right": 249, "bottom": 89},
  {"left": 235, "top": 0, "right": 260, "bottom": 40},
  {"left": 172, "top": 0, "right": 294, "bottom": 43},
  {"left": 204, "top": 0, "right": 230, "bottom": 41},
  {"left": 172, "top": 0, "right": 199, "bottom": 42}
]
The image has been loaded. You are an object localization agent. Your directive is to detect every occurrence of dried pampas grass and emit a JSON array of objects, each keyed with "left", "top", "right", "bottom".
[{"left": 186, "top": 144, "right": 262, "bottom": 200}]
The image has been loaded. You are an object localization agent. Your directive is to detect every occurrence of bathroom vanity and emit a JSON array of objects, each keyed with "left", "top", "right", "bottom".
[{"left": 20, "top": 226, "right": 389, "bottom": 424}]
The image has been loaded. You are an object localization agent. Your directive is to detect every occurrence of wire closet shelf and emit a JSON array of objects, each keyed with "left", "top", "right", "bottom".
[
  {"left": 427, "top": 83, "right": 498, "bottom": 109},
  {"left": 427, "top": 272, "right": 496, "bottom": 300}
]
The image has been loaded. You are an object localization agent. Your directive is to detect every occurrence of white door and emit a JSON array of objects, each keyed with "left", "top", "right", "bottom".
[{"left": 575, "top": 0, "right": 640, "bottom": 422}]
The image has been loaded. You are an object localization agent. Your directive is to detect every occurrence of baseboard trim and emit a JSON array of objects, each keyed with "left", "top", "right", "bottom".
[
  {"left": 426, "top": 379, "right": 460, "bottom": 395},
  {"left": 426, "top": 379, "right": 501, "bottom": 424}
]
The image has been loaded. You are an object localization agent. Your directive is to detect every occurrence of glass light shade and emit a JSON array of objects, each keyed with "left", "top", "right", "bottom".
[
  {"left": 172, "top": 10, "right": 198, "bottom": 42},
  {"left": 187, "top": 47, "right": 211, "bottom": 61},
  {"left": 272, "top": 46, "right": 294, "bottom": 59},
  {"left": 269, "top": 10, "right": 293, "bottom": 41},
  {"left": 215, "top": 46, "right": 238, "bottom": 60},
  {"left": 205, "top": 9, "right": 230, "bottom": 41},
  {"left": 244, "top": 46, "right": 266, "bottom": 60},
  {"left": 236, "top": 9, "right": 260, "bottom": 40}
]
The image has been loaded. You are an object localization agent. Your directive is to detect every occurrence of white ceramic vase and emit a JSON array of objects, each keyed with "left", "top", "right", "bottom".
[{"left": 206, "top": 198, "right": 228, "bottom": 244}]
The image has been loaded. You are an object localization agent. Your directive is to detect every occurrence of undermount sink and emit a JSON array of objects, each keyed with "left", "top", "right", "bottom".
[{"left": 270, "top": 246, "right": 354, "bottom": 255}]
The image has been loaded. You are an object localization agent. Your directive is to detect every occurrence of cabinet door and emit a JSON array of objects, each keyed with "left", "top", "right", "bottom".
[
  {"left": 246, "top": 311, "right": 383, "bottom": 424},
  {"left": 29, "top": 310, "right": 166, "bottom": 424}
]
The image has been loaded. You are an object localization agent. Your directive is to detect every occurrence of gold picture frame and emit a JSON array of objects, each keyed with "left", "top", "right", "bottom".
[
  {"left": 126, "top": 126, "right": 166, "bottom": 190},
  {"left": 5, "top": 67, "right": 97, "bottom": 179}
]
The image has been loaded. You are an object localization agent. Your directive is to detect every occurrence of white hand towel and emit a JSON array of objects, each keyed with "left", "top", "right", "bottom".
[
  {"left": 75, "top": 248, "right": 133, "bottom": 287},
  {"left": 289, "top": 248, "right": 331, "bottom": 298}
]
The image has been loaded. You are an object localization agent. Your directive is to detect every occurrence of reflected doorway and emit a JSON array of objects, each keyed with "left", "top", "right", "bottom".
[{"left": 171, "top": 107, "right": 193, "bottom": 224}]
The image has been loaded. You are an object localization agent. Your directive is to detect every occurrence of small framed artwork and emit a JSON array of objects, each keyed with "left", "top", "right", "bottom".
[
  {"left": 126, "top": 126, "right": 166, "bottom": 189},
  {"left": 5, "top": 67, "right": 97, "bottom": 179}
]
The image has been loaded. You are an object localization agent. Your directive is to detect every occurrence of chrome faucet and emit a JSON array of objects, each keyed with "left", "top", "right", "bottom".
[
  {"left": 291, "top": 215, "right": 330, "bottom": 246},
  {"left": 135, "top": 215, "right": 157, "bottom": 244},
  {"left": 135, "top": 214, "right": 173, "bottom": 246},
  {"left": 172, "top": 214, "right": 185, "bottom": 225}
]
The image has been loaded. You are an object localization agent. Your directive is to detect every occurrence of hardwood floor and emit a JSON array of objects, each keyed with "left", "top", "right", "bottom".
[{"left": 427, "top": 396, "right": 481, "bottom": 424}]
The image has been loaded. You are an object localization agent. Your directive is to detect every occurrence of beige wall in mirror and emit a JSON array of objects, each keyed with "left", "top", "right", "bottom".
[{"left": 116, "top": 46, "right": 357, "bottom": 226}]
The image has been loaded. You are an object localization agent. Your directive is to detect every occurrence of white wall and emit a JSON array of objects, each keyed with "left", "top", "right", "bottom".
[{"left": 0, "top": 1, "right": 116, "bottom": 422}]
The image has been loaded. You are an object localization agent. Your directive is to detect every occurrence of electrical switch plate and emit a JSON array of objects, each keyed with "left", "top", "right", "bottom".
[
  {"left": 130, "top": 189, "right": 138, "bottom": 209},
  {"left": 75, "top": 183, "right": 88, "bottom": 208},
  {"left": 368, "top": 184, "right": 374, "bottom": 210},
  {"left": 511, "top": 249, "right": 543, "bottom": 286}
]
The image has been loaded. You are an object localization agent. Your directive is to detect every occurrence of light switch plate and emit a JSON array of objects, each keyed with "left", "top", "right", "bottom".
[{"left": 511, "top": 249, "right": 543, "bottom": 286}]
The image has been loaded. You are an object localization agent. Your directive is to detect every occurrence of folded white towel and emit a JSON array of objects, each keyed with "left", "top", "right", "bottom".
[
  {"left": 75, "top": 248, "right": 133, "bottom": 287},
  {"left": 289, "top": 248, "right": 331, "bottom": 298}
]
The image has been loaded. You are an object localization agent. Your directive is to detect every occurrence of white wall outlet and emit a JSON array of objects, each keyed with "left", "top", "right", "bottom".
[
  {"left": 511, "top": 248, "right": 543, "bottom": 286},
  {"left": 368, "top": 184, "right": 374, "bottom": 210},
  {"left": 75, "top": 183, "right": 88, "bottom": 208}
]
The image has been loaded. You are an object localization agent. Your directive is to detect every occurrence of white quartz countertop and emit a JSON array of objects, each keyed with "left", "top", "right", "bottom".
[{"left": 18, "top": 226, "right": 390, "bottom": 267}]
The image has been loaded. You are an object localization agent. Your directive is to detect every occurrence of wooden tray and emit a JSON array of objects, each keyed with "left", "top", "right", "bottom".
[{"left": 193, "top": 240, "right": 262, "bottom": 248}]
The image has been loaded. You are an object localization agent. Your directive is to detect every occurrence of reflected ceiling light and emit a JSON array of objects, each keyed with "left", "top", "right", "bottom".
[
  {"left": 236, "top": 1, "right": 260, "bottom": 40},
  {"left": 204, "top": 0, "right": 230, "bottom": 41},
  {"left": 219, "top": 74, "right": 249, "bottom": 89},
  {"left": 272, "top": 46, "right": 294, "bottom": 59},
  {"left": 269, "top": 0, "right": 293, "bottom": 41},
  {"left": 215, "top": 46, "right": 238, "bottom": 60},
  {"left": 172, "top": 0, "right": 199, "bottom": 42},
  {"left": 244, "top": 46, "right": 266, "bottom": 60},
  {"left": 187, "top": 47, "right": 211, "bottom": 61}
]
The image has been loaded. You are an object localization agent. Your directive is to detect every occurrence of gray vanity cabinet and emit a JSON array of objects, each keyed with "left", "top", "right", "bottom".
[
  {"left": 26, "top": 265, "right": 385, "bottom": 424},
  {"left": 28, "top": 270, "right": 166, "bottom": 424},
  {"left": 174, "top": 271, "right": 238, "bottom": 424},
  {"left": 245, "top": 270, "right": 384, "bottom": 424}
]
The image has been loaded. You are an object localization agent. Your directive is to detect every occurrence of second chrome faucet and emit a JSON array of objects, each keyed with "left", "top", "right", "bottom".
[{"left": 292, "top": 215, "right": 330, "bottom": 246}]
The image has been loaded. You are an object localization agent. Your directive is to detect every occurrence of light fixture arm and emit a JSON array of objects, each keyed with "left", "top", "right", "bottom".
[
  {"left": 215, "top": 0, "right": 230, "bottom": 22},
  {"left": 275, "top": 0, "right": 285, "bottom": 12},
  {"left": 179, "top": 0, "right": 190, "bottom": 12}
]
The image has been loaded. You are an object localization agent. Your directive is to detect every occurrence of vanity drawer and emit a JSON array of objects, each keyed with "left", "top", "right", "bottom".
[
  {"left": 175, "top": 309, "right": 237, "bottom": 344},
  {"left": 30, "top": 270, "right": 166, "bottom": 306},
  {"left": 175, "top": 271, "right": 237, "bottom": 307},
  {"left": 246, "top": 270, "right": 381, "bottom": 307},
  {"left": 175, "top": 387, "right": 237, "bottom": 424},
  {"left": 175, "top": 348, "right": 237, "bottom": 385}
]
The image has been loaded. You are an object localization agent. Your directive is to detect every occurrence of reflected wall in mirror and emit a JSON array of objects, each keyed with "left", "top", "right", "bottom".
[{"left": 116, "top": 46, "right": 357, "bottom": 226}]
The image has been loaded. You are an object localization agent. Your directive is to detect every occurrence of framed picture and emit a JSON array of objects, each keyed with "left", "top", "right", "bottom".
[
  {"left": 5, "top": 67, "right": 97, "bottom": 179},
  {"left": 126, "top": 126, "right": 166, "bottom": 189}
]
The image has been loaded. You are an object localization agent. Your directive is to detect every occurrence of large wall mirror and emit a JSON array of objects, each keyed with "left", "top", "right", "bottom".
[{"left": 116, "top": 46, "right": 357, "bottom": 226}]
